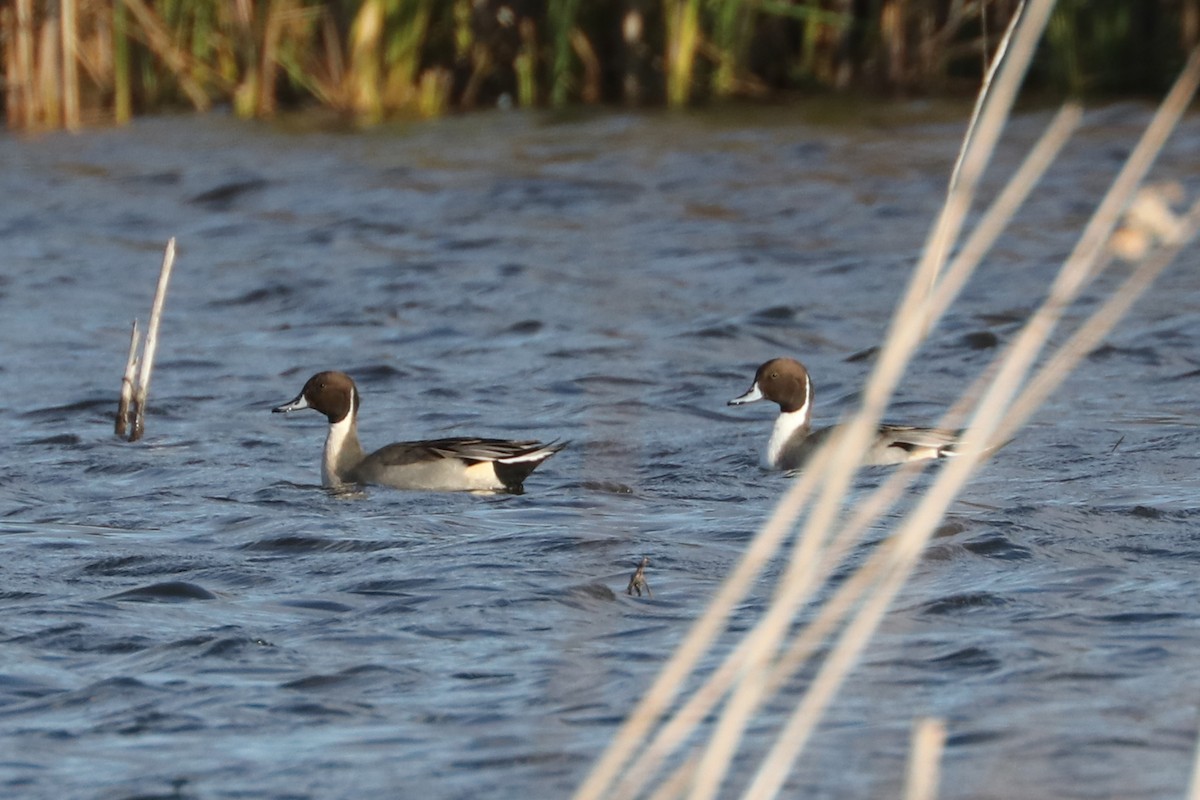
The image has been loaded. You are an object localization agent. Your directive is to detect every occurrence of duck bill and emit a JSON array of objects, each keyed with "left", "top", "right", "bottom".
[
  {"left": 728, "top": 382, "right": 764, "bottom": 406},
  {"left": 272, "top": 392, "right": 309, "bottom": 414}
]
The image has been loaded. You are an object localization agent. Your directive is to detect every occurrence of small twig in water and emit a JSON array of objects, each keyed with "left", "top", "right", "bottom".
[
  {"left": 1109, "top": 435, "right": 1125, "bottom": 455},
  {"left": 627, "top": 557, "right": 652, "bottom": 598}
]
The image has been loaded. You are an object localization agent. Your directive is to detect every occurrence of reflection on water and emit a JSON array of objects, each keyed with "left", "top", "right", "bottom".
[{"left": 1, "top": 104, "right": 1199, "bottom": 798}]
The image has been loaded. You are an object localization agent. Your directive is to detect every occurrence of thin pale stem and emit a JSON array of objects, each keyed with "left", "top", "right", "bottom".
[{"left": 131, "top": 238, "right": 176, "bottom": 442}]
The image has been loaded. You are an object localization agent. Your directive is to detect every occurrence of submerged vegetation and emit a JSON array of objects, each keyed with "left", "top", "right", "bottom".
[{"left": 3, "top": 0, "right": 1197, "bottom": 130}]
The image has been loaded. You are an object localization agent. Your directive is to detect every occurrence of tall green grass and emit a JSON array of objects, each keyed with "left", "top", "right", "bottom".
[{"left": 3, "top": 0, "right": 1197, "bottom": 129}]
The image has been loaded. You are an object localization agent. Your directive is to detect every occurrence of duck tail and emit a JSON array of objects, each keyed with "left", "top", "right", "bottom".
[{"left": 494, "top": 440, "right": 567, "bottom": 492}]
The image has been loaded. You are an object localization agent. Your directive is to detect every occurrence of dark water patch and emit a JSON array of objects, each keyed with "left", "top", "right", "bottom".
[
  {"left": 1088, "top": 343, "right": 1162, "bottom": 365},
  {"left": 22, "top": 396, "right": 114, "bottom": 421},
  {"left": 8, "top": 676, "right": 157, "bottom": 711},
  {"left": 6, "top": 622, "right": 84, "bottom": 644},
  {"left": 404, "top": 624, "right": 512, "bottom": 641},
  {"left": 932, "top": 519, "right": 969, "bottom": 538},
  {"left": 451, "top": 749, "right": 583, "bottom": 771},
  {"left": 270, "top": 701, "right": 360, "bottom": 718},
  {"left": 1092, "top": 612, "right": 1185, "bottom": 625},
  {"left": 945, "top": 728, "right": 1010, "bottom": 747},
  {"left": 683, "top": 202, "right": 741, "bottom": 221},
  {"left": 391, "top": 325, "right": 467, "bottom": 346},
  {"left": 349, "top": 363, "right": 412, "bottom": 383},
  {"left": 976, "top": 307, "right": 1033, "bottom": 326},
  {"left": 17, "top": 627, "right": 151, "bottom": 654},
  {"left": 563, "top": 582, "right": 619, "bottom": 603},
  {"left": 281, "top": 664, "right": 397, "bottom": 691},
  {"left": 920, "top": 592, "right": 1009, "bottom": 615},
  {"left": 1112, "top": 543, "right": 1190, "bottom": 559},
  {"left": 209, "top": 283, "right": 298, "bottom": 308},
  {"left": 23, "top": 433, "right": 83, "bottom": 446},
  {"left": 1044, "top": 669, "right": 1128, "bottom": 682},
  {"left": 571, "top": 480, "right": 635, "bottom": 495},
  {"left": 453, "top": 671, "right": 518, "bottom": 684},
  {"left": 546, "top": 345, "right": 630, "bottom": 360},
  {"left": 749, "top": 304, "right": 797, "bottom": 323},
  {"left": 343, "top": 216, "right": 408, "bottom": 236},
  {"left": 101, "top": 710, "right": 206, "bottom": 736},
  {"left": 79, "top": 554, "right": 148, "bottom": 575},
  {"left": 689, "top": 324, "right": 739, "bottom": 338},
  {"left": 121, "top": 169, "right": 182, "bottom": 186},
  {"left": 960, "top": 330, "right": 1000, "bottom": 350},
  {"left": 503, "top": 319, "right": 543, "bottom": 335},
  {"left": 845, "top": 346, "right": 879, "bottom": 363},
  {"left": 277, "top": 598, "right": 355, "bottom": 613},
  {"left": 0, "top": 590, "right": 43, "bottom": 601},
  {"left": 153, "top": 359, "right": 224, "bottom": 376},
  {"left": 197, "top": 636, "right": 276, "bottom": 657},
  {"left": 927, "top": 646, "right": 1003, "bottom": 672},
  {"left": 0, "top": 673, "right": 58, "bottom": 702},
  {"left": 961, "top": 533, "right": 1034, "bottom": 561},
  {"left": 303, "top": 225, "right": 336, "bottom": 245},
  {"left": 438, "top": 235, "right": 502, "bottom": 251},
  {"left": 80, "top": 554, "right": 206, "bottom": 578},
  {"left": 187, "top": 177, "right": 268, "bottom": 209},
  {"left": 343, "top": 577, "right": 441, "bottom": 596},
  {"left": 106, "top": 581, "right": 218, "bottom": 602},
  {"left": 239, "top": 535, "right": 401, "bottom": 553},
  {"left": 487, "top": 176, "right": 641, "bottom": 210},
  {"left": 1127, "top": 504, "right": 1165, "bottom": 518},
  {"left": 366, "top": 597, "right": 431, "bottom": 615}
]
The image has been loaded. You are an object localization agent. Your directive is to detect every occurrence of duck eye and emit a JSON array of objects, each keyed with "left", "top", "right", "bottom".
[{"left": 770, "top": 371, "right": 778, "bottom": 380}]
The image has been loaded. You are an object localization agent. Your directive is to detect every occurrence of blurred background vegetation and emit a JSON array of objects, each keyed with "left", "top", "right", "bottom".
[{"left": 4, "top": 0, "right": 1198, "bottom": 131}]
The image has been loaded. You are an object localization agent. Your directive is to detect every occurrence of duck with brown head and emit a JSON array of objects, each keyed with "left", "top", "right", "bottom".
[
  {"left": 729, "top": 357, "right": 963, "bottom": 470},
  {"left": 273, "top": 371, "right": 565, "bottom": 493}
]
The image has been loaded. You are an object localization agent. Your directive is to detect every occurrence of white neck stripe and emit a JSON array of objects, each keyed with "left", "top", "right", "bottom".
[
  {"left": 323, "top": 415, "right": 355, "bottom": 487},
  {"left": 765, "top": 381, "right": 812, "bottom": 468}
]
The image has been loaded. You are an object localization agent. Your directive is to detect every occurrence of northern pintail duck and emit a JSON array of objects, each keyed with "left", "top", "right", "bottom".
[
  {"left": 728, "top": 357, "right": 961, "bottom": 470},
  {"left": 273, "top": 371, "right": 565, "bottom": 492}
]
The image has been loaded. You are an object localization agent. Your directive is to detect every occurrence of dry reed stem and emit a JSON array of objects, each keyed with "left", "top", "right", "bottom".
[
  {"left": 683, "top": 3, "right": 1057, "bottom": 795},
  {"left": 130, "top": 238, "right": 176, "bottom": 442},
  {"left": 948, "top": 0, "right": 1025, "bottom": 192},
  {"left": 1188, "top": 727, "right": 1200, "bottom": 800},
  {"left": 257, "top": 0, "right": 286, "bottom": 117},
  {"left": 115, "top": 319, "right": 140, "bottom": 438},
  {"left": 120, "top": 0, "right": 212, "bottom": 110},
  {"left": 742, "top": 63, "right": 1200, "bottom": 799},
  {"left": 990, "top": 49, "right": 1200, "bottom": 445},
  {"left": 996, "top": 194, "right": 1200, "bottom": 449},
  {"left": 60, "top": 0, "right": 80, "bottom": 131},
  {"left": 15, "top": 0, "right": 34, "bottom": 129},
  {"left": 677, "top": 101, "right": 1081, "bottom": 799},
  {"left": 792, "top": 0, "right": 1054, "bottom": 630},
  {"left": 903, "top": 718, "right": 947, "bottom": 800},
  {"left": 38, "top": 19, "right": 61, "bottom": 128},
  {"left": 921, "top": 103, "right": 1083, "bottom": 331},
  {"left": 577, "top": 3, "right": 1058, "bottom": 799},
  {"left": 577, "top": 13, "right": 1196, "bottom": 800}
]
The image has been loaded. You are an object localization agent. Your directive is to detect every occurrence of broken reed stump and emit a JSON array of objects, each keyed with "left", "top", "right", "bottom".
[
  {"left": 114, "top": 319, "right": 139, "bottom": 438},
  {"left": 115, "top": 238, "right": 176, "bottom": 442}
]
